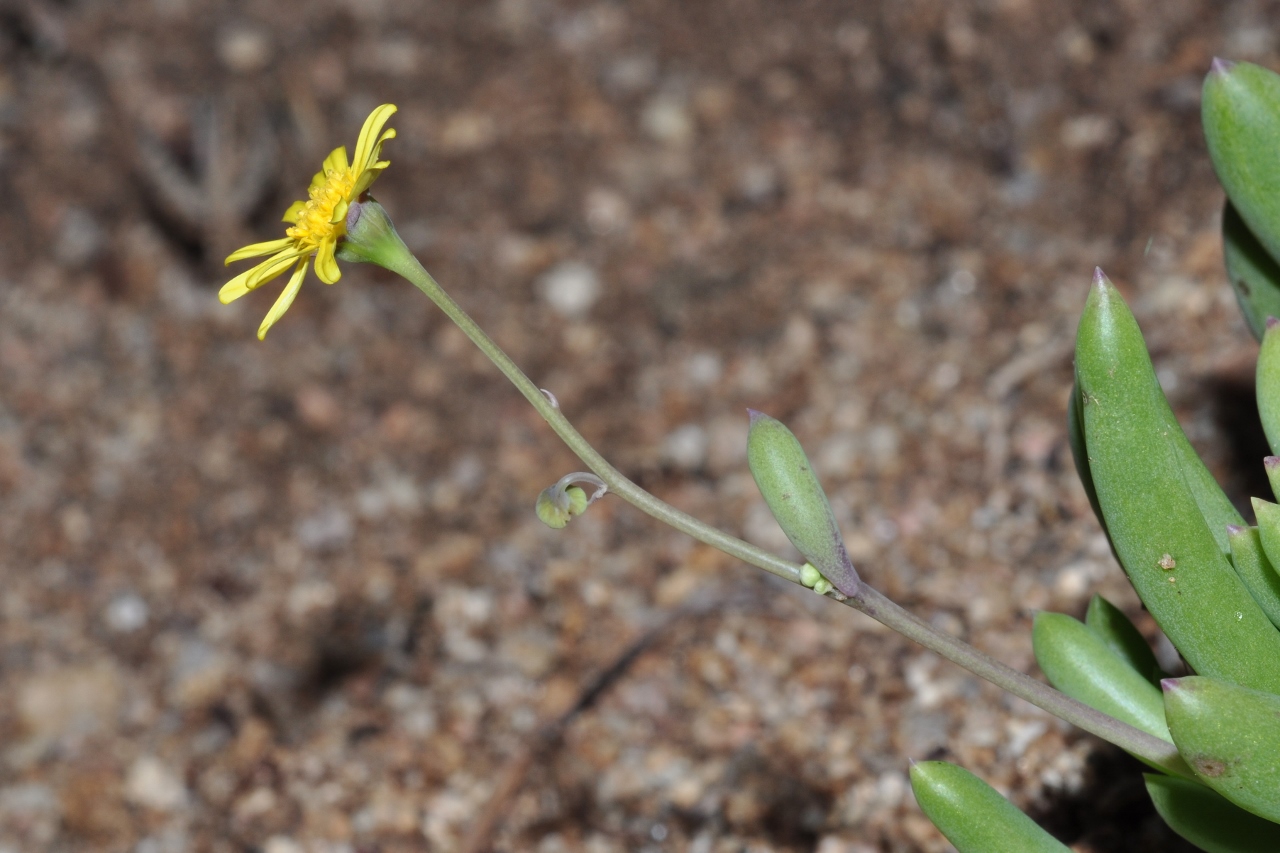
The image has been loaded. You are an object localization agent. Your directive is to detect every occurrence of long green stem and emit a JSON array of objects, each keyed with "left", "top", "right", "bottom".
[
  {"left": 851, "top": 586, "right": 1189, "bottom": 776},
  {"left": 375, "top": 242, "right": 803, "bottom": 587},
  {"left": 355, "top": 205, "right": 1186, "bottom": 775}
]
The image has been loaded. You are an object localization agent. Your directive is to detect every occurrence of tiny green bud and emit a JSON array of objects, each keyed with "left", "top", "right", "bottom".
[
  {"left": 799, "top": 562, "right": 824, "bottom": 588},
  {"left": 746, "top": 410, "right": 859, "bottom": 595},
  {"left": 797, "top": 563, "right": 835, "bottom": 596},
  {"left": 535, "top": 473, "right": 607, "bottom": 530}
]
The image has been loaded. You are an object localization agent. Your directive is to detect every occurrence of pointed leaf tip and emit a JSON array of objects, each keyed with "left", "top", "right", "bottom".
[
  {"left": 1268, "top": 316, "right": 1280, "bottom": 331},
  {"left": 1210, "top": 57, "right": 1237, "bottom": 76},
  {"left": 1266, "top": 456, "right": 1280, "bottom": 470},
  {"left": 1161, "top": 678, "right": 1180, "bottom": 692},
  {"left": 746, "top": 408, "right": 766, "bottom": 425},
  {"left": 1226, "top": 524, "right": 1247, "bottom": 535},
  {"left": 1092, "top": 266, "right": 1107, "bottom": 287}
]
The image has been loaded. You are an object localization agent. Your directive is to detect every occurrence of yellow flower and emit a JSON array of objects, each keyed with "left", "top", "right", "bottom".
[{"left": 220, "top": 104, "right": 398, "bottom": 339}]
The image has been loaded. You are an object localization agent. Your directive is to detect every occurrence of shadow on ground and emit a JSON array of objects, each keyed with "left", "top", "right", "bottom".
[{"left": 1033, "top": 747, "right": 1199, "bottom": 853}]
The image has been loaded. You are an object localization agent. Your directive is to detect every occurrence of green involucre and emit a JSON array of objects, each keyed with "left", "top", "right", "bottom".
[
  {"left": 1073, "top": 273, "right": 1280, "bottom": 693},
  {"left": 1146, "top": 774, "right": 1280, "bottom": 853},
  {"left": 909, "top": 761, "right": 1070, "bottom": 853},
  {"left": 1163, "top": 676, "right": 1280, "bottom": 822},
  {"left": 746, "top": 410, "right": 859, "bottom": 595}
]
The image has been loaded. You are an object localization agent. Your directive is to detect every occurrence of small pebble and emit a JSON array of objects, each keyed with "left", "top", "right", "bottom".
[
  {"left": 105, "top": 592, "right": 148, "bottom": 633},
  {"left": 538, "top": 261, "right": 600, "bottom": 318},
  {"left": 125, "top": 756, "right": 187, "bottom": 812},
  {"left": 217, "top": 25, "right": 271, "bottom": 73}
]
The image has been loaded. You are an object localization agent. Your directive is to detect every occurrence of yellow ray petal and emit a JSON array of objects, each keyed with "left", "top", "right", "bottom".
[
  {"left": 359, "top": 128, "right": 397, "bottom": 172},
  {"left": 352, "top": 105, "right": 397, "bottom": 175},
  {"left": 220, "top": 264, "right": 264, "bottom": 304},
  {"left": 354, "top": 163, "right": 389, "bottom": 196},
  {"left": 220, "top": 250, "right": 297, "bottom": 303},
  {"left": 246, "top": 249, "right": 304, "bottom": 291},
  {"left": 282, "top": 200, "right": 307, "bottom": 223},
  {"left": 330, "top": 197, "right": 349, "bottom": 225},
  {"left": 314, "top": 239, "right": 341, "bottom": 284},
  {"left": 257, "top": 259, "right": 310, "bottom": 340},
  {"left": 323, "top": 145, "right": 349, "bottom": 177},
  {"left": 225, "top": 238, "right": 294, "bottom": 265}
]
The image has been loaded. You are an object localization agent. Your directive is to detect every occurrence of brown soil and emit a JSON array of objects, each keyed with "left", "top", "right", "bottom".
[{"left": 0, "top": 1, "right": 1262, "bottom": 851}]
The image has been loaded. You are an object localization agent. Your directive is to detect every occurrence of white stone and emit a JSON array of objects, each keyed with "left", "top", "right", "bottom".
[
  {"left": 295, "top": 506, "right": 354, "bottom": 552},
  {"left": 538, "top": 261, "right": 600, "bottom": 318},
  {"left": 641, "top": 95, "right": 693, "bottom": 145},
  {"left": 663, "top": 423, "right": 708, "bottom": 470},
  {"left": 263, "top": 838, "right": 305, "bottom": 853},
  {"left": 125, "top": 756, "right": 187, "bottom": 811},
  {"left": 105, "top": 592, "right": 149, "bottom": 633}
]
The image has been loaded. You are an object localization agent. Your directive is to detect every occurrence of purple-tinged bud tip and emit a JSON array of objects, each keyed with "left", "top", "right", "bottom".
[
  {"left": 1267, "top": 316, "right": 1280, "bottom": 331},
  {"left": 1160, "top": 678, "right": 1180, "bottom": 692},
  {"left": 1210, "top": 57, "right": 1237, "bottom": 76},
  {"left": 1266, "top": 456, "right": 1280, "bottom": 470},
  {"left": 747, "top": 408, "right": 767, "bottom": 425},
  {"left": 1226, "top": 524, "right": 1246, "bottom": 535},
  {"left": 1092, "top": 266, "right": 1108, "bottom": 290}
]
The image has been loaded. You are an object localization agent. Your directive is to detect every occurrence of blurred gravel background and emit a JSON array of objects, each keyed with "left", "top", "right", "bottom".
[{"left": 1, "top": 0, "right": 1275, "bottom": 851}]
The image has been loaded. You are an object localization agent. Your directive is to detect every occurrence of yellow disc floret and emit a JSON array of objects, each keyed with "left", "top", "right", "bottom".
[
  {"left": 219, "top": 104, "right": 397, "bottom": 339},
  {"left": 286, "top": 170, "right": 356, "bottom": 250}
]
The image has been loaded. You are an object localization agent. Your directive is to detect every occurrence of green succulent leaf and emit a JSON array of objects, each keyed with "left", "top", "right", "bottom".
[
  {"left": 1146, "top": 774, "right": 1280, "bottom": 853},
  {"left": 1163, "top": 676, "right": 1280, "bottom": 821},
  {"left": 1032, "top": 612, "right": 1173, "bottom": 746},
  {"left": 1068, "top": 380, "right": 1109, "bottom": 541},
  {"left": 1073, "top": 271, "right": 1280, "bottom": 693},
  {"left": 1203, "top": 60, "right": 1280, "bottom": 270},
  {"left": 1223, "top": 202, "right": 1280, "bottom": 341},
  {"left": 1258, "top": 321, "right": 1280, "bottom": 456},
  {"left": 746, "top": 410, "right": 859, "bottom": 595},
  {"left": 1266, "top": 457, "right": 1280, "bottom": 504},
  {"left": 1071, "top": 276, "right": 1241, "bottom": 557},
  {"left": 909, "top": 761, "right": 1071, "bottom": 853},
  {"left": 1227, "top": 523, "right": 1280, "bottom": 631},
  {"left": 1085, "top": 594, "right": 1164, "bottom": 685}
]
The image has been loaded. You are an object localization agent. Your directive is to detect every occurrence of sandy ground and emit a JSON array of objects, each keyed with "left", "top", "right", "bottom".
[{"left": 1, "top": 1, "right": 1273, "bottom": 850}]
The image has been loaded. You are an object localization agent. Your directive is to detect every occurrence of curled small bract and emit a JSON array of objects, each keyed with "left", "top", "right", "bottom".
[{"left": 535, "top": 473, "right": 608, "bottom": 529}]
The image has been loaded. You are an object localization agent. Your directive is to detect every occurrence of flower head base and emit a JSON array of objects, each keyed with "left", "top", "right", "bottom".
[{"left": 220, "top": 104, "right": 397, "bottom": 339}]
